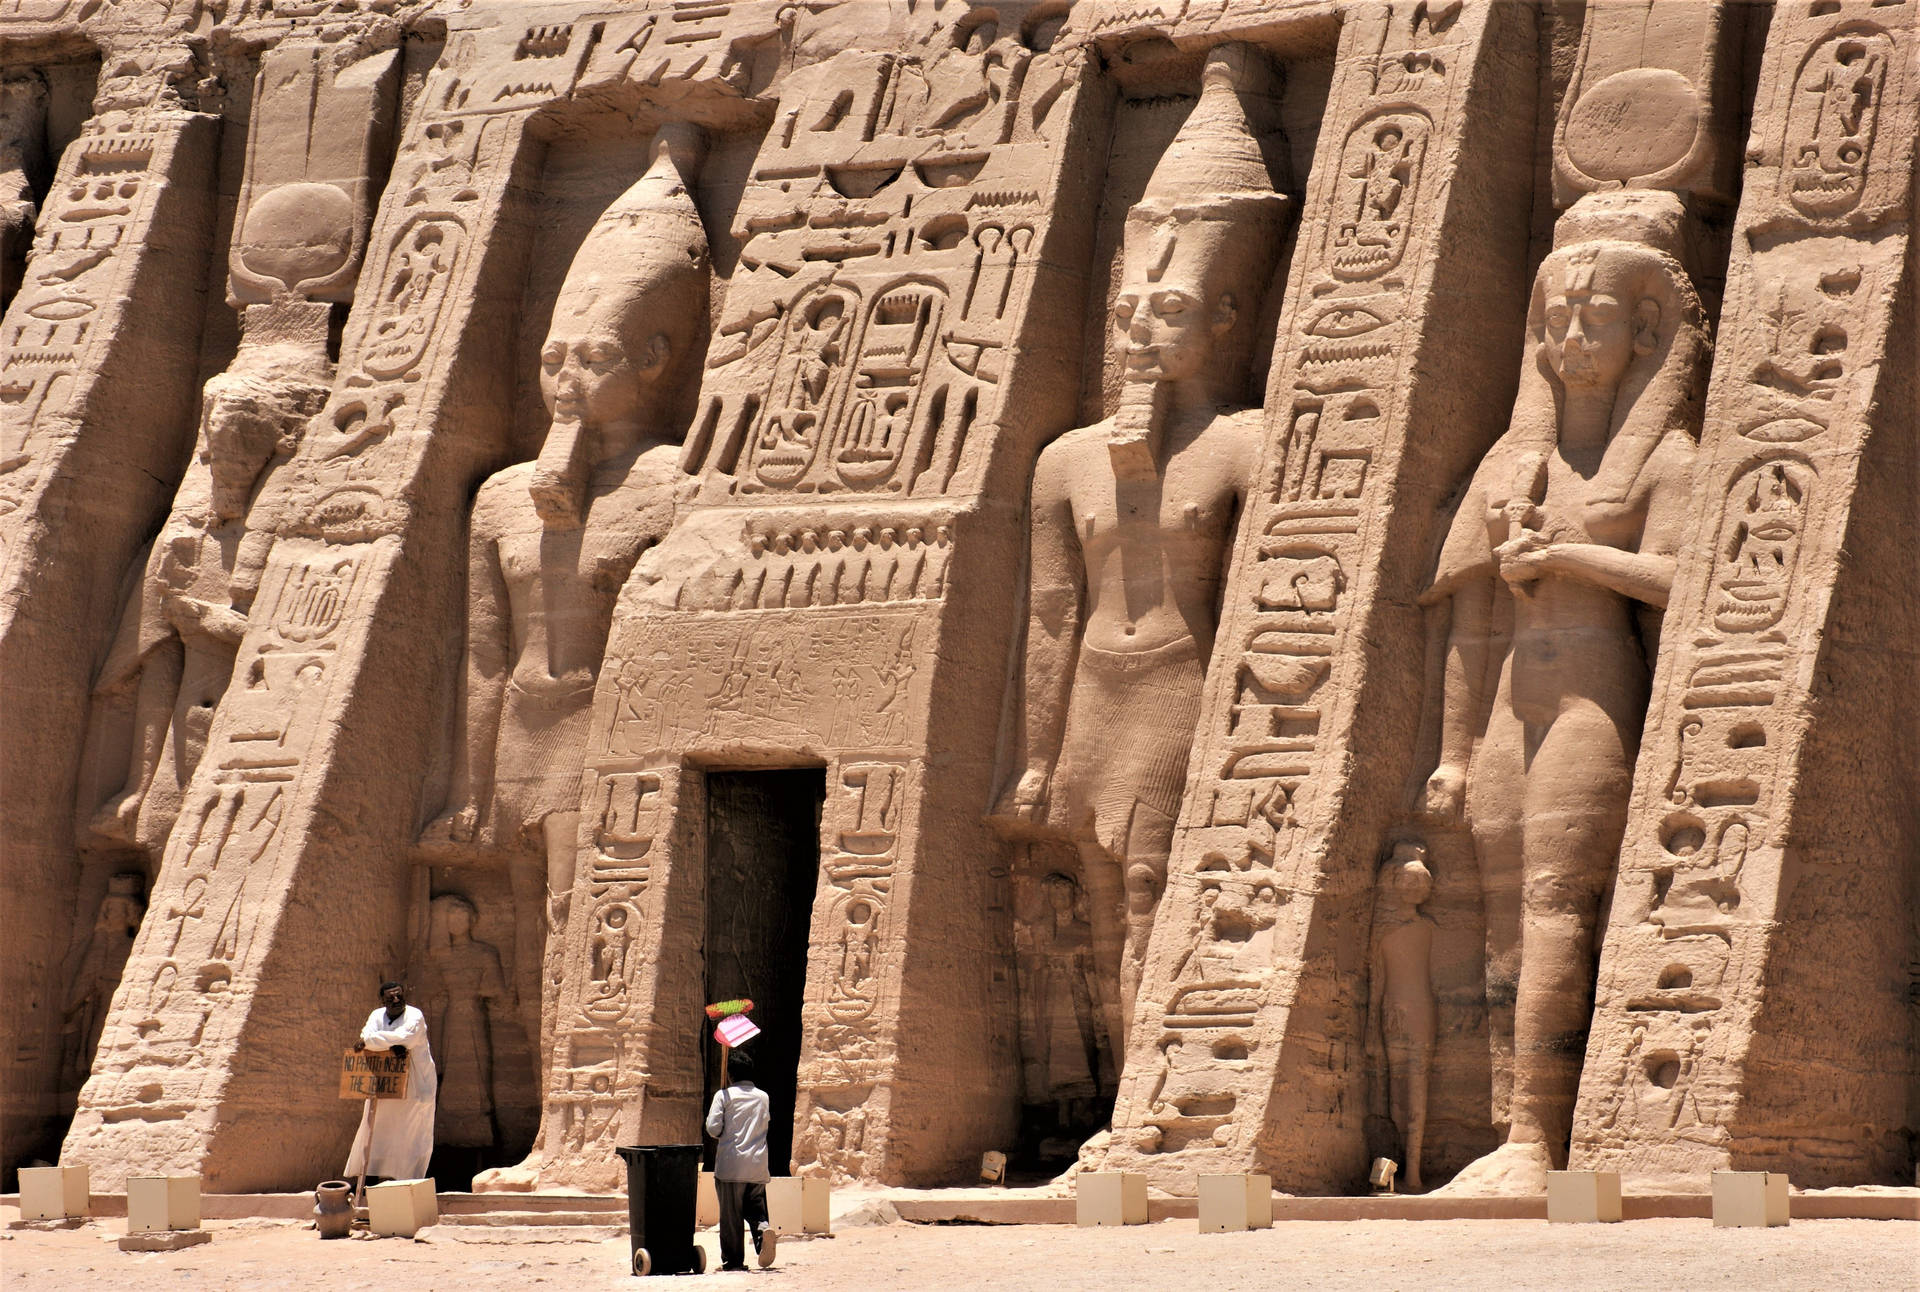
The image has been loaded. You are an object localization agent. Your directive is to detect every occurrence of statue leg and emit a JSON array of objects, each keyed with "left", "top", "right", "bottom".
[
  {"left": 1118, "top": 801, "right": 1175, "bottom": 1042},
  {"left": 477, "top": 815, "right": 576, "bottom": 1194},
  {"left": 539, "top": 810, "right": 580, "bottom": 1070},
  {"left": 1075, "top": 839, "right": 1128, "bottom": 1060},
  {"left": 506, "top": 847, "right": 547, "bottom": 1089},
  {"left": 1512, "top": 700, "right": 1631, "bottom": 1160},
  {"left": 93, "top": 637, "right": 181, "bottom": 843},
  {"left": 1465, "top": 707, "right": 1525, "bottom": 1135}
]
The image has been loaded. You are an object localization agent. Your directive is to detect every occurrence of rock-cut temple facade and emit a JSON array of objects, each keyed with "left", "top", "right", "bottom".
[{"left": 2, "top": 0, "right": 1916, "bottom": 1198}]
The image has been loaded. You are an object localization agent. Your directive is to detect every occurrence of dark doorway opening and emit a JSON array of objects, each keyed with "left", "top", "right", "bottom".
[{"left": 702, "top": 769, "right": 825, "bottom": 1175}]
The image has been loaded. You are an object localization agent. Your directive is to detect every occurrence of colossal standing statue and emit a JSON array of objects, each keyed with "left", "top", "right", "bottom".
[
  {"left": 1419, "top": 190, "right": 1707, "bottom": 1195},
  {"left": 88, "top": 322, "right": 328, "bottom": 855},
  {"left": 996, "top": 45, "right": 1289, "bottom": 1047},
  {"left": 420, "top": 127, "right": 709, "bottom": 1182}
]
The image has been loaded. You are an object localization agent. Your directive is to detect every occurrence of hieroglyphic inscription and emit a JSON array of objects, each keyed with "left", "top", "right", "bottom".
[
  {"left": 684, "top": 29, "right": 1087, "bottom": 499},
  {"left": 795, "top": 758, "right": 910, "bottom": 1179},
  {"left": 77, "top": 543, "right": 371, "bottom": 1123},
  {"left": 0, "top": 114, "right": 187, "bottom": 547}
]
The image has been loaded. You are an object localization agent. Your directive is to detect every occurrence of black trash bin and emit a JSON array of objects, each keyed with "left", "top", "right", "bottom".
[{"left": 615, "top": 1144, "right": 705, "bottom": 1276}]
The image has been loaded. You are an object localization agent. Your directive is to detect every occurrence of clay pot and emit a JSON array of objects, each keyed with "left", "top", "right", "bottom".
[{"left": 314, "top": 1180, "right": 354, "bottom": 1238}]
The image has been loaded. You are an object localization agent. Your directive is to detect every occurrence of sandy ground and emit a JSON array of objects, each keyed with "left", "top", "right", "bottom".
[{"left": 5, "top": 1210, "right": 1917, "bottom": 1292}]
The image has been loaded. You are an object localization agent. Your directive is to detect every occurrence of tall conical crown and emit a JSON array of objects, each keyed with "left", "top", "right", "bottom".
[
  {"left": 551, "top": 122, "right": 710, "bottom": 337},
  {"left": 1133, "top": 42, "right": 1289, "bottom": 223}
]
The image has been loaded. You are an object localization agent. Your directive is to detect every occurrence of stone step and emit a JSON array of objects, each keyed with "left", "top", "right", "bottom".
[
  {"left": 426, "top": 1224, "right": 627, "bottom": 1245},
  {"left": 437, "top": 1192, "right": 624, "bottom": 1215},
  {"left": 440, "top": 1209, "right": 627, "bottom": 1227}
]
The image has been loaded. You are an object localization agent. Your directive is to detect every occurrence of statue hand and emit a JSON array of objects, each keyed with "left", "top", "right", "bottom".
[
  {"left": 161, "top": 595, "right": 210, "bottom": 631},
  {"left": 419, "top": 804, "right": 480, "bottom": 850},
  {"left": 1421, "top": 765, "right": 1466, "bottom": 826},
  {"left": 992, "top": 766, "right": 1049, "bottom": 824},
  {"left": 1493, "top": 530, "right": 1555, "bottom": 591}
]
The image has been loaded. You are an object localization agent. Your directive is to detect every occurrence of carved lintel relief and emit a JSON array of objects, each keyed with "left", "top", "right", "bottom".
[{"left": 1572, "top": 0, "right": 1919, "bottom": 1189}]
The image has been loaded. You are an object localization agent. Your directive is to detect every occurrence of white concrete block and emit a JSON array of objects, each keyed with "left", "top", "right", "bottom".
[
  {"left": 1547, "top": 1171, "right": 1622, "bottom": 1223},
  {"left": 367, "top": 1178, "right": 438, "bottom": 1237},
  {"left": 1075, "top": 1172, "right": 1148, "bottom": 1227},
  {"left": 1197, "top": 1174, "right": 1272, "bottom": 1232},
  {"left": 126, "top": 1176, "right": 199, "bottom": 1232},
  {"left": 1712, "top": 1171, "right": 1788, "bottom": 1227},
  {"left": 698, "top": 1170, "right": 720, "bottom": 1228},
  {"left": 766, "top": 1176, "right": 830, "bottom": 1234},
  {"left": 18, "top": 1165, "right": 88, "bottom": 1220}
]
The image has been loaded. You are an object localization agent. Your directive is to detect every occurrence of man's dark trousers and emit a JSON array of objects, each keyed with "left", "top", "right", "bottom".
[{"left": 716, "top": 1179, "right": 769, "bottom": 1269}]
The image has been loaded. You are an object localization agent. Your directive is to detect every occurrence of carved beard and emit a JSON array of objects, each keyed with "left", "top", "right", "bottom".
[
  {"left": 1109, "top": 378, "right": 1171, "bottom": 482},
  {"left": 530, "top": 417, "right": 591, "bottom": 528}
]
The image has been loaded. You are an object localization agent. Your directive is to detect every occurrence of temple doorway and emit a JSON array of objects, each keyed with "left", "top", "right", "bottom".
[{"left": 702, "top": 769, "right": 825, "bottom": 1174}]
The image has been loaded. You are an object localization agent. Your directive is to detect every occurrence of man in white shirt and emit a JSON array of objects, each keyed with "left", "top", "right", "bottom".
[
  {"left": 704, "top": 1048, "right": 776, "bottom": 1270},
  {"left": 345, "top": 981, "right": 438, "bottom": 1184}
]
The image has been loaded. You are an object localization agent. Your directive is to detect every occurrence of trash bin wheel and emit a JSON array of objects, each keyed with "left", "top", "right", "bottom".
[
  {"left": 693, "top": 1246, "right": 707, "bottom": 1274},
  {"left": 633, "top": 1247, "right": 651, "bottom": 1277}
]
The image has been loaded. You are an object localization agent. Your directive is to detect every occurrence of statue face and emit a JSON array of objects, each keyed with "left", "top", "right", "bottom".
[
  {"left": 1540, "top": 250, "right": 1651, "bottom": 393},
  {"left": 203, "top": 391, "right": 277, "bottom": 522},
  {"left": 1389, "top": 853, "right": 1431, "bottom": 905},
  {"left": 1113, "top": 275, "right": 1219, "bottom": 386},
  {"left": 446, "top": 903, "right": 473, "bottom": 939},
  {"left": 541, "top": 328, "right": 645, "bottom": 429}
]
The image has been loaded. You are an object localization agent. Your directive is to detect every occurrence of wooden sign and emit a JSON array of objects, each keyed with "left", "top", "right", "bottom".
[{"left": 340, "top": 1048, "right": 409, "bottom": 1100}]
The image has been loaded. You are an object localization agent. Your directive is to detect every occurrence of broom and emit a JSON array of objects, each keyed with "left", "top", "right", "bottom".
[{"left": 706, "top": 999, "right": 755, "bottom": 1087}]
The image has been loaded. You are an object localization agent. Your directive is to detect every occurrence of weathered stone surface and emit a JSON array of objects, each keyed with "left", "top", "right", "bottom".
[{"left": 0, "top": 0, "right": 1912, "bottom": 1199}]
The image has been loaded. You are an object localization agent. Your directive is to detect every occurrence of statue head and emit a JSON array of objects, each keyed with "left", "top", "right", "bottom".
[
  {"left": 197, "top": 309, "right": 330, "bottom": 523},
  {"left": 96, "top": 871, "right": 146, "bottom": 936},
  {"left": 1041, "top": 872, "right": 1084, "bottom": 924},
  {"left": 532, "top": 124, "right": 711, "bottom": 527},
  {"left": 1521, "top": 190, "right": 1707, "bottom": 450},
  {"left": 432, "top": 892, "right": 478, "bottom": 945},
  {"left": 1382, "top": 840, "right": 1432, "bottom": 908},
  {"left": 1113, "top": 44, "right": 1289, "bottom": 409}
]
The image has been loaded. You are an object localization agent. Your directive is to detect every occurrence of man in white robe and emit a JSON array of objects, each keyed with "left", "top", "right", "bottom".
[{"left": 345, "top": 981, "right": 438, "bottom": 1182}]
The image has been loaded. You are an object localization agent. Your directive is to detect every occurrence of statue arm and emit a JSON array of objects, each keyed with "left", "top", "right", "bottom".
[
  {"left": 1419, "top": 477, "right": 1496, "bottom": 823},
  {"left": 1422, "top": 573, "right": 1491, "bottom": 825},
  {"left": 995, "top": 447, "right": 1082, "bottom": 821},
  {"left": 432, "top": 504, "right": 511, "bottom": 841},
  {"left": 1505, "top": 436, "right": 1694, "bottom": 609},
  {"left": 1519, "top": 543, "right": 1676, "bottom": 608}
]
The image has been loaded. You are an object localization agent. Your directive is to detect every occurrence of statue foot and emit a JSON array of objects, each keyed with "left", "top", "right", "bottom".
[
  {"left": 1431, "top": 1140, "right": 1553, "bottom": 1197},
  {"left": 1047, "top": 1128, "right": 1111, "bottom": 1193},
  {"left": 472, "top": 1153, "right": 543, "bottom": 1193},
  {"left": 90, "top": 792, "right": 140, "bottom": 845}
]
